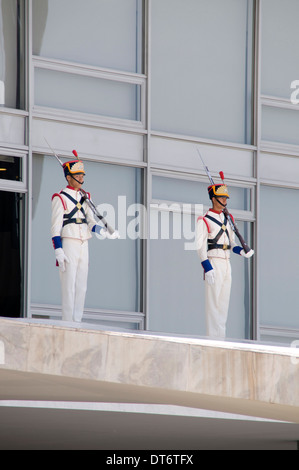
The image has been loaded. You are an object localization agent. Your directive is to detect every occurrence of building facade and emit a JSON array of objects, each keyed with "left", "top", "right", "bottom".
[{"left": 1, "top": 0, "right": 299, "bottom": 345}]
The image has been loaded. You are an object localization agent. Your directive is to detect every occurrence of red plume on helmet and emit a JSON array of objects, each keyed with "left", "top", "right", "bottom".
[
  {"left": 219, "top": 171, "right": 225, "bottom": 183},
  {"left": 208, "top": 171, "right": 230, "bottom": 199},
  {"left": 72, "top": 150, "right": 78, "bottom": 158}
]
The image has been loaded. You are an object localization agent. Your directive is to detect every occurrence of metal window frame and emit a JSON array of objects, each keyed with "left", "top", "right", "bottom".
[
  {"left": 0, "top": 148, "right": 27, "bottom": 193},
  {"left": 32, "top": 56, "right": 147, "bottom": 129}
]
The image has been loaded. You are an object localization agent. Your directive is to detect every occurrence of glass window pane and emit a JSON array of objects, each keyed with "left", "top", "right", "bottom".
[
  {"left": 149, "top": 211, "right": 205, "bottom": 336},
  {"left": 262, "top": 106, "right": 299, "bottom": 146},
  {"left": 149, "top": 210, "right": 253, "bottom": 340},
  {"left": 260, "top": 185, "right": 299, "bottom": 330},
  {"left": 151, "top": 0, "right": 254, "bottom": 144},
  {"left": 32, "top": 0, "right": 143, "bottom": 73},
  {"left": 34, "top": 68, "right": 141, "bottom": 121},
  {"left": 152, "top": 176, "right": 251, "bottom": 211},
  {"left": 0, "top": 0, "right": 25, "bottom": 109},
  {"left": 0, "top": 156, "right": 21, "bottom": 181},
  {"left": 31, "top": 155, "right": 143, "bottom": 314},
  {"left": 229, "top": 220, "right": 253, "bottom": 339},
  {"left": 261, "top": 0, "right": 299, "bottom": 98}
]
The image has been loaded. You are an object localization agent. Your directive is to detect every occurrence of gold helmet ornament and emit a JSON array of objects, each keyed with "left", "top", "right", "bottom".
[
  {"left": 63, "top": 150, "right": 85, "bottom": 178},
  {"left": 208, "top": 171, "right": 230, "bottom": 200}
]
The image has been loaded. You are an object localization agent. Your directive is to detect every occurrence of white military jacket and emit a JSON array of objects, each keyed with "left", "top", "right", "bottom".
[
  {"left": 51, "top": 186, "right": 98, "bottom": 242},
  {"left": 196, "top": 209, "right": 237, "bottom": 261}
]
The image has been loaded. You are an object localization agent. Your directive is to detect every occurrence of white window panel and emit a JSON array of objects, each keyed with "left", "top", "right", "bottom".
[
  {"left": 151, "top": 0, "right": 254, "bottom": 144},
  {"left": 261, "top": 0, "right": 299, "bottom": 99},
  {"left": 262, "top": 106, "right": 299, "bottom": 147},
  {"left": 32, "top": 0, "right": 143, "bottom": 74},
  {"left": 259, "top": 185, "right": 299, "bottom": 330},
  {"left": 34, "top": 67, "right": 142, "bottom": 122}
]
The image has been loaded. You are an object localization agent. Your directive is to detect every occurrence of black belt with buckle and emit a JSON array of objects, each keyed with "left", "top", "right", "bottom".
[
  {"left": 208, "top": 243, "right": 231, "bottom": 251},
  {"left": 63, "top": 217, "right": 87, "bottom": 226}
]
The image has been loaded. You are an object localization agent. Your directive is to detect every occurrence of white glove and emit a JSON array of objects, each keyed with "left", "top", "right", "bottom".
[
  {"left": 108, "top": 230, "right": 120, "bottom": 239},
  {"left": 241, "top": 249, "right": 254, "bottom": 258},
  {"left": 55, "top": 248, "right": 69, "bottom": 272},
  {"left": 102, "top": 228, "right": 120, "bottom": 239},
  {"left": 205, "top": 270, "right": 215, "bottom": 285},
  {"left": 93, "top": 226, "right": 119, "bottom": 239}
]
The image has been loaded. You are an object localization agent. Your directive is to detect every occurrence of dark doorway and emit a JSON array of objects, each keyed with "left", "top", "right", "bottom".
[{"left": 0, "top": 190, "right": 23, "bottom": 317}]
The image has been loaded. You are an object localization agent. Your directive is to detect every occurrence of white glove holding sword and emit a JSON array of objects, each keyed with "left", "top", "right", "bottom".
[{"left": 93, "top": 225, "right": 120, "bottom": 239}]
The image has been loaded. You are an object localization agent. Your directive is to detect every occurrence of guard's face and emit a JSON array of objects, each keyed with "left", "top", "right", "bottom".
[
  {"left": 67, "top": 173, "right": 84, "bottom": 189},
  {"left": 217, "top": 196, "right": 228, "bottom": 206},
  {"left": 74, "top": 173, "right": 84, "bottom": 183},
  {"left": 212, "top": 196, "right": 228, "bottom": 211}
]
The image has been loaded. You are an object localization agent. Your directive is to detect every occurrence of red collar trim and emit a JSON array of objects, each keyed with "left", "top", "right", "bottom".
[
  {"left": 209, "top": 208, "right": 222, "bottom": 214},
  {"left": 66, "top": 185, "right": 79, "bottom": 191}
]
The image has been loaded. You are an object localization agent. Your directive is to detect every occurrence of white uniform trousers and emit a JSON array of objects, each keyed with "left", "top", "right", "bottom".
[
  {"left": 205, "top": 257, "right": 232, "bottom": 339},
  {"left": 59, "top": 238, "right": 89, "bottom": 322}
]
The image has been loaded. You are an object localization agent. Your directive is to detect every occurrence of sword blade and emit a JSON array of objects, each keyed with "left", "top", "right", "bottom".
[
  {"left": 196, "top": 148, "right": 214, "bottom": 185},
  {"left": 44, "top": 137, "right": 64, "bottom": 167}
]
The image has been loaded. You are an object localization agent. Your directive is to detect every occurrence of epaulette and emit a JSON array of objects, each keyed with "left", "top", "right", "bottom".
[
  {"left": 196, "top": 215, "right": 211, "bottom": 233},
  {"left": 52, "top": 191, "right": 67, "bottom": 210}
]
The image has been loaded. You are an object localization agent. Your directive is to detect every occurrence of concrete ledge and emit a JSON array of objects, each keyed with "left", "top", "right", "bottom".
[{"left": 0, "top": 318, "right": 298, "bottom": 423}]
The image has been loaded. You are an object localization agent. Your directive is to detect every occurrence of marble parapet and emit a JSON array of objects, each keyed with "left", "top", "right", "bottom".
[{"left": 0, "top": 318, "right": 298, "bottom": 423}]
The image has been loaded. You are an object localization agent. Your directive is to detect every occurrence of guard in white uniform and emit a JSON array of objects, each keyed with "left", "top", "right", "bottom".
[
  {"left": 51, "top": 158, "right": 117, "bottom": 322},
  {"left": 196, "top": 182, "right": 253, "bottom": 339}
]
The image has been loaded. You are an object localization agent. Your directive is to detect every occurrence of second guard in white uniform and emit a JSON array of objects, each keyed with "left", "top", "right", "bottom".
[
  {"left": 196, "top": 181, "right": 253, "bottom": 339},
  {"left": 51, "top": 158, "right": 118, "bottom": 323}
]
